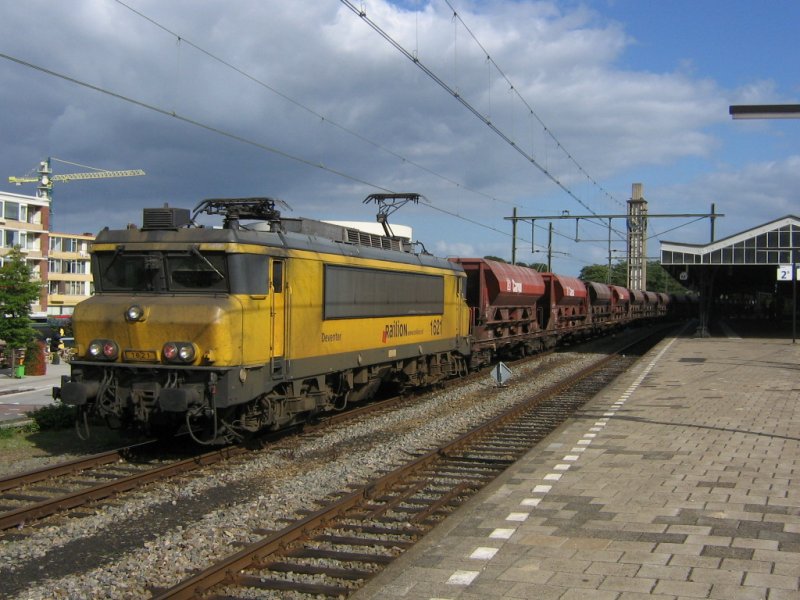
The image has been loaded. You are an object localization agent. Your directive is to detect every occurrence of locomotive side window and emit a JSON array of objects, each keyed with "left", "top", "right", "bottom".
[
  {"left": 272, "top": 260, "right": 284, "bottom": 293},
  {"left": 324, "top": 265, "right": 443, "bottom": 319},
  {"left": 227, "top": 254, "right": 268, "bottom": 295}
]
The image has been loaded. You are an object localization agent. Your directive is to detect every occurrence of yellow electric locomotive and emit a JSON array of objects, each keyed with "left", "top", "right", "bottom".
[{"left": 56, "top": 197, "right": 470, "bottom": 443}]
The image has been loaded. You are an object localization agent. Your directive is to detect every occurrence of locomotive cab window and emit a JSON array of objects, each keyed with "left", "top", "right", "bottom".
[
  {"left": 166, "top": 251, "right": 227, "bottom": 292},
  {"left": 95, "top": 250, "right": 229, "bottom": 293},
  {"left": 97, "top": 252, "right": 163, "bottom": 292}
]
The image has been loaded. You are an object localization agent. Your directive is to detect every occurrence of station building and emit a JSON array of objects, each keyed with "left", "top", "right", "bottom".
[{"left": 660, "top": 214, "right": 800, "bottom": 334}]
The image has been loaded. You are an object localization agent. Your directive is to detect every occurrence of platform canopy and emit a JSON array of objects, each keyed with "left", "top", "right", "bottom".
[{"left": 660, "top": 215, "right": 800, "bottom": 294}]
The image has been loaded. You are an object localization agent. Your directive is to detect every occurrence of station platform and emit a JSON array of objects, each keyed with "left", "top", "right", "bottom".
[{"left": 353, "top": 326, "right": 800, "bottom": 600}]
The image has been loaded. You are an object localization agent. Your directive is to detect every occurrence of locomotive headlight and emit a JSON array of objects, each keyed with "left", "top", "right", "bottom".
[
  {"left": 162, "top": 343, "right": 178, "bottom": 361},
  {"left": 125, "top": 305, "right": 145, "bottom": 322},
  {"left": 88, "top": 339, "right": 119, "bottom": 360},
  {"left": 178, "top": 344, "right": 195, "bottom": 362},
  {"left": 162, "top": 342, "right": 196, "bottom": 364}
]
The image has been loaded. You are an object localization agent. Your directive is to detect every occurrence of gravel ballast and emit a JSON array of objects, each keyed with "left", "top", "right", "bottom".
[{"left": 0, "top": 347, "right": 622, "bottom": 599}]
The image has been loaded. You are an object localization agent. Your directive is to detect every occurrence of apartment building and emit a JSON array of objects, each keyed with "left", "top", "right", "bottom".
[
  {"left": 47, "top": 232, "right": 94, "bottom": 316},
  {"left": 0, "top": 190, "right": 94, "bottom": 317}
]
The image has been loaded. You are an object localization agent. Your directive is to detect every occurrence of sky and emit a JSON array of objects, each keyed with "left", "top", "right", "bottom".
[{"left": 1, "top": 0, "right": 798, "bottom": 276}]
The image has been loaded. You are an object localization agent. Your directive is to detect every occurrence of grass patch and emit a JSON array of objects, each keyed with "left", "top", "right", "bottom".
[
  {"left": 0, "top": 421, "right": 146, "bottom": 468},
  {"left": 28, "top": 402, "right": 77, "bottom": 431}
]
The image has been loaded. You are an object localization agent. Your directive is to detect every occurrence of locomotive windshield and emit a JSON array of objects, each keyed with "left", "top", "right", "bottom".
[
  {"left": 167, "top": 251, "right": 227, "bottom": 291},
  {"left": 96, "top": 250, "right": 228, "bottom": 293}
]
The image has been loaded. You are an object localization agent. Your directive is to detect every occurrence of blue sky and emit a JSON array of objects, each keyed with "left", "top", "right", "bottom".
[
  {"left": 0, "top": 0, "right": 798, "bottom": 276},
  {"left": 587, "top": 1, "right": 796, "bottom": 85}
]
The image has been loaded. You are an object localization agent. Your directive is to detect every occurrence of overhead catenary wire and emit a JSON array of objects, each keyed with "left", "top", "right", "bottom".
[
  {"left": 443, "top": 1, "right": 630, "bottom": 251},
  {"left": 112, "top": 0, "right": 518, "bottom": 212},
  {"left": 0, "top": 52, "right": 387, "bottom": 191},
  {"left": 0, "top": 50, "right": 551, "bottom": 251},
  {"left": 131, "top": 0, "right": 621, "bottom": 259},
  {"left": 2, "top": 4, "right": 636, "bottom": 267},
  {"left": 443, "top": 0, "right": 622, "bottom": 210},
  {"left": 339, "top": 0, "right": 623, "bottom": 233},
  {"left": 73, "top": 2, "right": 615, "bottom": 261},
  {"left": 649, "top": 216, "right": 708, "bottom": 239}
]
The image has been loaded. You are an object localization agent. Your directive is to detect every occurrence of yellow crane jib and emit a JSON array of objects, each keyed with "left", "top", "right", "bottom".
[
  {"left": 8, "top": 158, "right": 145, "bottom": 207},
  {"left": 9, "top": 169, "right": 146, "bottom": 185}
]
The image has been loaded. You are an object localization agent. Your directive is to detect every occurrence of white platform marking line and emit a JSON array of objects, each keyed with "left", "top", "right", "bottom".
[
  {"left": 506, "top": 512, "right": 529, "bottom": 522},
  {"left": 489, "top": 528, "right": 515, "bottom": 539},
  {"left": 470, "top": 547, "right": 499, "bottom": 560},
  {"left": 520, "top": 497, "right": 541, "bottom": 507},
  {"left": 442, "top": 337, "right": 679, "bottom": 594},
  {"left": 610, "top": 337, "right": 677, "bottom": 410},
  {"left": 447, "top": 570, "right": 480, "bottom": 585}
]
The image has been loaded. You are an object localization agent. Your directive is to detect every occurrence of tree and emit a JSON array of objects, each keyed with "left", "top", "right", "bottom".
[
  {"left": 579, "top": 259, "right": 686, "bottom": 293},
  {"left": 578, "top": 261, "right": 628, "bottom": 286},
  {"left": 527, "top": 262, "right": 549, "bottom": 272},
  {"left": 646, "top": 261, "right": 686, "bottom": 294},
  {"left": 0, "top": 246, "right": 42, "bottom": 354}
]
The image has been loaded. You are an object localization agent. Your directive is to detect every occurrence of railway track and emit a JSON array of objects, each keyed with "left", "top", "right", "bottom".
[
  {"left": 0, "top": 441, "right": 248, "bottom": 532},
  {"left": 0, "top": 379, "right": 485, "bottom": 533},
  {"left": 0, "top": 383, "right": 448, "bottom": 534},
  {"left": 0, "top": 328, "right": 659, "bottom": 540},
  {"left": 152, "top": 328, "right": 666, "bottom": 599},
  {"left": 0, "top": 389, "right": 455, "bottom": 534}
]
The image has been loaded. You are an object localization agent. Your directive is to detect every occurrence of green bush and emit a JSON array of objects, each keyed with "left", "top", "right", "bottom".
[{"left": 28, "top": 402, "right": 76, "bottom": 431}]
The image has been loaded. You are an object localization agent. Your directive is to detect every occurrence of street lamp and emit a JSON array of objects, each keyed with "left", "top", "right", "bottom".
[{"left": 729, "top": 104, "right": 800, "bottom": 119}]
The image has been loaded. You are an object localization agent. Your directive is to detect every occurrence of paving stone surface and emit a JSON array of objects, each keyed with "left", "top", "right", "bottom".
[{"left": 352, "top": 331, "right": 800, "bottom": 600}]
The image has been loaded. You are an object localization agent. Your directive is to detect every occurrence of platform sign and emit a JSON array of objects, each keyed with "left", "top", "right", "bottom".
[
  {"left": 491, "top": 362, "right": 512, "bottom": 387},
  {"left": 777, "top": 264, "right": 799, "bottom": 281}
]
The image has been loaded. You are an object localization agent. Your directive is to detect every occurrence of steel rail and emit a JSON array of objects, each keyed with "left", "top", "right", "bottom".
[
  {"left": 0, "top": 445, "right": 246, "bottom": 530},
  {"left": 0, "top": 441, "right": 157, "bottom": 493},
  {"left": 153, "top": 327, "right": 670, "bottom": 599}
]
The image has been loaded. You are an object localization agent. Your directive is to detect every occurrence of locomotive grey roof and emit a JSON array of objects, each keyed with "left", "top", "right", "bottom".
[{"left": 93, "top": 214, "right": 463, "bottom": 274}]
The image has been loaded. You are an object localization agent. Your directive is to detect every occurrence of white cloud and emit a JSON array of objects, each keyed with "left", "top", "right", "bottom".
[{"left": 0, "top": 0, "right": 795, "bottom": 274}]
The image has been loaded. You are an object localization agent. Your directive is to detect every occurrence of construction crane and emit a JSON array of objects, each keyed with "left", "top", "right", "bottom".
[{"left": 8, "top": 157, "right": 145, "bottom": 205}]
